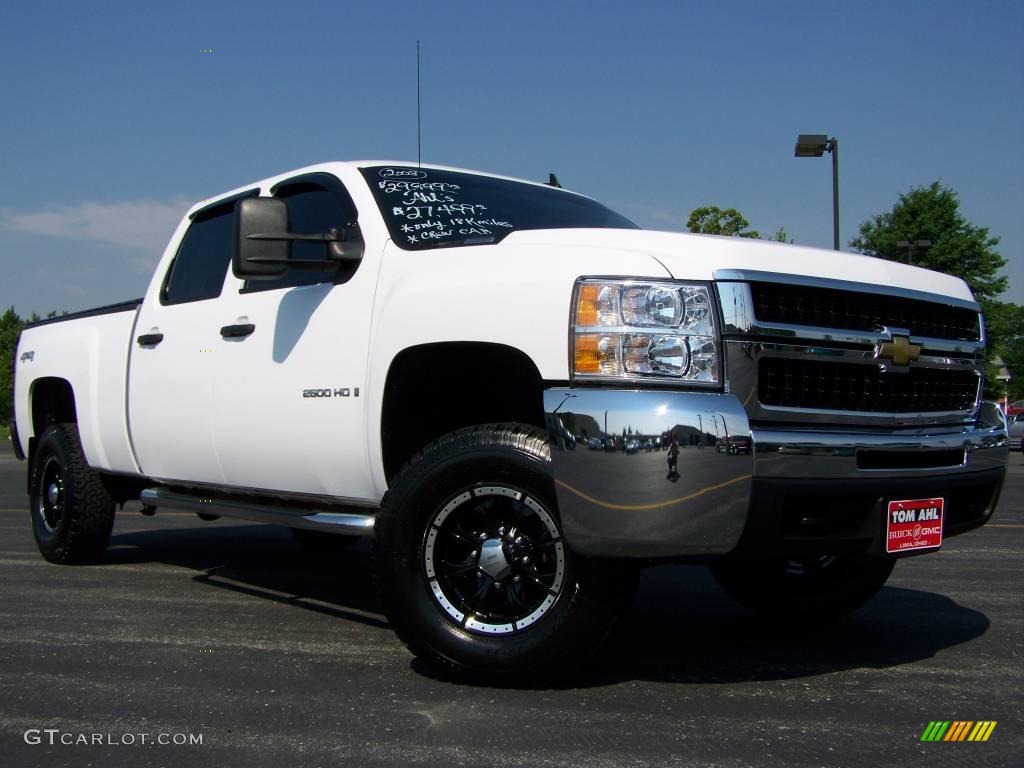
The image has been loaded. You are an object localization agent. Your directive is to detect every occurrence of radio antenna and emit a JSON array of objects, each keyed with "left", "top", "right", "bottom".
[{"left": 416, "top": 40, "right": 422, "bottom": 167}]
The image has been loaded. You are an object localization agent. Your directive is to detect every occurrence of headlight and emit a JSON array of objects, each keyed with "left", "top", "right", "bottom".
[
  {"left": 571, "top": 279, "right": 720, "bottom": 385},
  {"left": 622, "top": 286, "right": 682, "bottom": 326}
]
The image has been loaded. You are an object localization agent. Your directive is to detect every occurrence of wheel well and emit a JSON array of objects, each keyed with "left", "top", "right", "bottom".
[
  {"left": 381, "top": 342, "right": 545, "bottom": 482},
  {"left": 31, "top": 377, "right": 77, "bottom": 436}
]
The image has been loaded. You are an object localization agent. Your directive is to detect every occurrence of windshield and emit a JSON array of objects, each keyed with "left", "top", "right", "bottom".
[{"left": 360, "top": 165, "right": 638, "bottom": 250}]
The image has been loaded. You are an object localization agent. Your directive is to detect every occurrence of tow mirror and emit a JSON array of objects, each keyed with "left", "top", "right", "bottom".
[
  {"left": 233, "top": 198, "right": 289, "bottom": 280},
  {"left": 232, "top": 197, "right": 363, "bottom": 281}
]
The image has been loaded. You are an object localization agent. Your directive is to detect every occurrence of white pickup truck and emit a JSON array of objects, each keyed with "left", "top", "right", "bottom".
[{"left": 12, "top": 161, "right": 1007, "bottom": 680}]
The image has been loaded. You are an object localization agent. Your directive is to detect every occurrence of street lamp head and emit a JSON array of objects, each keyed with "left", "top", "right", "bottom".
[
  {"left": 793, "top": 134, "right": 840, "bottom": 249},
  {"left": 794, "top": 134, "right": 831, "bottom": 157},
  {"left": 895, "top": 238, "right": 934, "bottom": 265}
]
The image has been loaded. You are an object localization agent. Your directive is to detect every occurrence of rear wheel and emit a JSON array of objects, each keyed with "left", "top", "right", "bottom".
[
  {"left": 375, "top": 424, "right": 636, "bottom": 682},
  {"left": 30, "top": 423, "right": 116, "bottom": 564},
  {"left": 711, "top": 553, "right": 895, "bottom": 621}
]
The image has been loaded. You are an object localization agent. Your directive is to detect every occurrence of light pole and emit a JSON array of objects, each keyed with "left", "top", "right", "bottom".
[
  {"left": 994, "top": 356, "right": 1011, "bottom": 413},
  {"left": 552, "top": 393, "right": 576, "bottom": 413},
  {"left": 895, "top": 239, "right": 932, "bottom": 266},
  {"left": 794, "top": 134, "right": 840, "bottom": 251},
  {"left": 550, "top": 393, "right": 576, "bottom": 451},
  {"left": 707, "top": 411, "right": 730, "bottom": 439}
]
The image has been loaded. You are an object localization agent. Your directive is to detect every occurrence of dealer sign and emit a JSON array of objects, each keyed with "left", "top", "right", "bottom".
[{"left": 886, "top": 498, "right": 945, "bottom": 554}]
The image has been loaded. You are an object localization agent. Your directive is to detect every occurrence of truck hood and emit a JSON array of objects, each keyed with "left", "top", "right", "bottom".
[{"left": 505, "top": 228, "right": 976, "bottom": 304}]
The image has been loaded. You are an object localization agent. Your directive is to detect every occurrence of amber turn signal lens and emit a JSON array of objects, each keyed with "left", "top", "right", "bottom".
[
  {"left": 576, "top": 284, "right": 600, "bottom": 327},
  {"left": 574, "top": 335, "right": 602, "bottom": 373}
]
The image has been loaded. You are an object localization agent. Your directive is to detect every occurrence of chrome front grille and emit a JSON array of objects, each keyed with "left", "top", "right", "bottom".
[
  {"left": 759, "top": 357, "right": 980, "bottom": 413},
  {"left": 749, "top": 281, "right": 981, "bottom": 341},
  {"left": 716, "top": 275, "right": 984, "bottom": 425}
]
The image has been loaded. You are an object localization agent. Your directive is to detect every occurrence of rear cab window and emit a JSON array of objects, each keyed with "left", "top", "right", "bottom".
[
  {"left": 161, "top": 192, "right": 257, "bottom": 305},
  {"left": 359, "top": 165, "right": 637, "bottom": 250}
]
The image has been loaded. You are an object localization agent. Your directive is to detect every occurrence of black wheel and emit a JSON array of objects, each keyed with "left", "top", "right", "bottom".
[
  {"left": 375, "top": 424, "right": 636, "bottom": 682},
  {"left": 290, "top": 527, "right": 360, "bottom": 553},
  {"left": 30, "top": 423, "right": 115, "bottom": 564},
  {"left": 711, "top": 553, "right": 896, "bottom": 621}
]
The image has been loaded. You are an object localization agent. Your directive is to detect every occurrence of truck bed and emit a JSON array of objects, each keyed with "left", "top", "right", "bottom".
[{"left": 14, "top": 299, "right": 143, "bottom": 474}]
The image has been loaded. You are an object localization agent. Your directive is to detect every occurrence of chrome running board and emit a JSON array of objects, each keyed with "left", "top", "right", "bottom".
[{"left": 139, "top": 487, "right": 376, "bottom": 537}]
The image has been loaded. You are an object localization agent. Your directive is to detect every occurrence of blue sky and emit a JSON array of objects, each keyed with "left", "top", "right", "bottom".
[{"left": 2, "top": 0, "right": 1022, "bottom": 316}]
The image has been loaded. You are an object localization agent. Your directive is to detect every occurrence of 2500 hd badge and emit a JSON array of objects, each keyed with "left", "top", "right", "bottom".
[{"left": 302, "top": 388, "right": 360, "bottom": 398}]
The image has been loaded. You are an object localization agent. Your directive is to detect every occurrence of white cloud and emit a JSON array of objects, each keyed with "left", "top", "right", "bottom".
[{"left": 1, "top": 198, "right": 191, "bottom": 249}]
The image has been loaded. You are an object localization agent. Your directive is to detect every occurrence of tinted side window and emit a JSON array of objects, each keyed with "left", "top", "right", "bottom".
[
  {"left": 246, "top": 176, "right": 359, "bottom": 292},
  {"left": 161, "top": 202, "right": 236, "bottom": 305}
]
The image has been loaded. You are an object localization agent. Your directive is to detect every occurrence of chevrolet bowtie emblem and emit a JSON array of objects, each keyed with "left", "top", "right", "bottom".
[{"left": 877, "top": 335, "right": 922, "bottom": 366}]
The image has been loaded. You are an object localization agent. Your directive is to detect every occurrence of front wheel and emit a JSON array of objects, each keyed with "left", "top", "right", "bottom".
[
  {"left": 374, "top": 424, "right": 636, "bottom": 682},
  {"left": 30, "top": 423, "right": 116, "bottom": 564},
  {"left": 711, "top": 553, "right": 896, "bottom": 621}
]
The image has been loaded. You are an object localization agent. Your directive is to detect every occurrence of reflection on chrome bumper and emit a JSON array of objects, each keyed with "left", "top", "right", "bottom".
[
  {"left": 544, "top": 389, "right": 1008, "bottom": 559},
  {"left": 544, "top": 388, "right": 753, "bottom": 557},
  {"left": 753, "top": 424, "right": 1008, "bottom": 479}
]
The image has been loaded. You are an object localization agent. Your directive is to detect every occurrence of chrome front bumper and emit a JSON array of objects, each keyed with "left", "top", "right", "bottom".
[{"left": 544, "top": 388, "right": 1008, "bottom": 558}]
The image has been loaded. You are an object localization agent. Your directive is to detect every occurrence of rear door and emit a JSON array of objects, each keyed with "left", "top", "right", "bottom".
[{"left": 128, "top": 194, "right": 255, "bottom": 484}]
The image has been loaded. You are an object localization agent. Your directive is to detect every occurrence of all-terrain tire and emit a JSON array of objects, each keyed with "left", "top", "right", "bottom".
[
  {"left": 30, "top": 423, "right": 116, "bottom": 564},
  {"left": 374, "top": 423, "right": 636, "bottom": 682}
]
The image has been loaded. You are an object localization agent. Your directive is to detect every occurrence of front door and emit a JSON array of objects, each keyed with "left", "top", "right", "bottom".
[{"left": 207, "top": 173, "right": 380, "bottom": 501}]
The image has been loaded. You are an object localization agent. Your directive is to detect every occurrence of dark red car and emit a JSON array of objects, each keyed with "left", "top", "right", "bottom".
[{"left": 723, "top": 435, "right": 752, "bottom": 455}]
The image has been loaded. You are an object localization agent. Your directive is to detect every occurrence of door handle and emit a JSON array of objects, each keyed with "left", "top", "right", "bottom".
[
  {"left": 220, "top": 323, "right": 255, "bottom": 338},
  {"left": 137, "top": 333, "right": 164, "bottom": 346}
]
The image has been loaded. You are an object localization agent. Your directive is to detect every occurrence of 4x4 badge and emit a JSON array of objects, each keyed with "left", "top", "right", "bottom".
[{"left": 877, "top": 335, "right": 922, "bottom": 366}]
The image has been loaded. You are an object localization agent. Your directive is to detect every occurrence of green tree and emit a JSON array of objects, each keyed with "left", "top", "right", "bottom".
[
  {"left": 850, "top": 181, "right": 1016, "bottom": 398},
  {"left": 0, "top": 307, "right": 24, "bottom": 429},
  {"left": 981, "top": 301, "right": 1024, "bottom": 400},
  {"left": 686, "top": 206, "right": 760, "bottom": 238},
  {"left": 849, "top": 181, "right": 1006, "bottom": 303}
]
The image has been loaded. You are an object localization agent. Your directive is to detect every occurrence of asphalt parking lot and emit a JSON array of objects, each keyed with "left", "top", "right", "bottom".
[{"left": 1, "top": 441, "right": 1021, "bottom": 768}]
